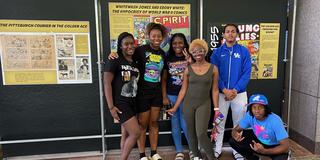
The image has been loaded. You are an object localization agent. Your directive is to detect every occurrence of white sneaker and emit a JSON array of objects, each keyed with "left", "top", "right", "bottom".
[
  {"left": 140, "top": 156, "right": 149, "bottom": 160},
  {"left": 233, "top": 152, "right": 244, "bottom": 160},
  {"left": 189, "top": 151, "right": 194, "bottom": 159},
  {"left": 214, "top": 151, "right": 221, "bottom": 158},
  {"left": 151, "top": 153, "right": 162, "bottom": 160}
]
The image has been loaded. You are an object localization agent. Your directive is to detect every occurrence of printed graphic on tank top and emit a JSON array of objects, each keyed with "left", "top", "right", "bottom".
[
  {"left": 168, "top": 60, "right": 188, "bottom": 86},
  {"left": 144, "top": 51, "right": 164, "bottom": 83},
  {"left": 120, "top": 65, "right": 139, "bottom": 97}
]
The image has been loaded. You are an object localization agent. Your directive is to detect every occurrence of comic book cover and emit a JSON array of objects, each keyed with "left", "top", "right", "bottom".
[{"left": 133, "top": 16, "right": 150, "bottom": 46}]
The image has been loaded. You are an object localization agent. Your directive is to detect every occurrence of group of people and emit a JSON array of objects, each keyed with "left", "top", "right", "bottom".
[{"left": 103, "top": 23, "right": 290, "bottom": 160}]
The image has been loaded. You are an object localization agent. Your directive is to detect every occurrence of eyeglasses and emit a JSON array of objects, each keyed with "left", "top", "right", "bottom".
[{"left": 191, "top": 49, "right": 205, "bottom": 55}]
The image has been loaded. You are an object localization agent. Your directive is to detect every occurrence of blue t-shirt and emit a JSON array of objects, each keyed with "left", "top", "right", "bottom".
[{"left": 239, "top": 112, "right": 289, "bottom": 145}]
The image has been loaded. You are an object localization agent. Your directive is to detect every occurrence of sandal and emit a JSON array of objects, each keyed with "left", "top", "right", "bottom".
[{"left": 175, "top": 152, "right": 184, "bottom": 160}]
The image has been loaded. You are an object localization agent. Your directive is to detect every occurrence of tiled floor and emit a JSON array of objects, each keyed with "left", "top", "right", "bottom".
[
  {"left": 5, "top": 139, "right": 320, "bottom": 160},
  {"left": 104, "top": 139, "right": 320, "bottom": 160}
]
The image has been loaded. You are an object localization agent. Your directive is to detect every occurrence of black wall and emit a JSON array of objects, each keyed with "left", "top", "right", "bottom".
[
  {"left": 0, "top": 0, "right": 288, "bottom": 156},
  {"left": 101, "top": 0, "right": 200, "bottom": 149},
  {"left": 203, "top": 0, "right": 288, "bottom": 115},
  {"left": 0, "top": 0, "right": 101, "bottom": 157}
]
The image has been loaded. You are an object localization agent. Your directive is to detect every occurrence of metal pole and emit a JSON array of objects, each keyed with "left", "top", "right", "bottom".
[
  {"left": 199, "top": 0, "right": 203, "bottom": 39},
  {"left": 93, "top": 0, "right": 106, "bottom": 159},
  {"left": 287, "top": 0, "right": 297, "bottom": 134},
  {"left": 0, "top": 130, "right": 194, "bottom": 145},
  {"left": 0, "top": 135, "right": 102, "bottom": 145}
]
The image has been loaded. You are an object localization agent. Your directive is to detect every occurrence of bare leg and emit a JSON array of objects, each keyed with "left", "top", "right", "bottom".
[
  {"left": 120, "top": 125, "right": 128, "bottom": 151},
  {"left": 149, "top": 107, "right": 160, "bottom": 151},
  {"left": 137, "top": 110, "right": 151, "bottom": 154},
  {"left": 120, "top": 116, "right": 141, "bottom": 160}
]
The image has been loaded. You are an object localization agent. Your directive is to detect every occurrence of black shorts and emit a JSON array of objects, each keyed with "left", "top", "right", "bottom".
[
  {"left": 114, "top": 99, "right": 137, "bottom": 124},
  {"left": 136, "top": 92, "right": 162, "bottom": 113}
]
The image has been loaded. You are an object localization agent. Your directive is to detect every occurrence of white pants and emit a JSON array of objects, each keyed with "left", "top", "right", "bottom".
[{"left": 215, "top": 92, "right": 248, "bottom": 153}]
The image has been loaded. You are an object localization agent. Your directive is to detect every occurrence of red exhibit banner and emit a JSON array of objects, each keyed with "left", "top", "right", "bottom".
[{"left": 153, "top": 16, "right": 189, "bottom": 28}]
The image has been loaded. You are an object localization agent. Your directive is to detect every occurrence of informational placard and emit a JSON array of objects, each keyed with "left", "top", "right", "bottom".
[
  {"left": 207, "top": 23, "right": 280, "bottom": 79},
  {"left": 108, "top": 2, "right": 191, "bottom": 52},
  {"left": 0, "top": 20, "right": 92, "bottom": 85}
]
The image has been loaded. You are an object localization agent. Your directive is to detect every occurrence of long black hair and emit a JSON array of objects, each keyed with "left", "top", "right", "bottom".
[
  {"left": 167, "top": 33, "right": 189, "bottom": 57},
  {"left": 116, "top": 32, "right": 134, "bottom": 55}
]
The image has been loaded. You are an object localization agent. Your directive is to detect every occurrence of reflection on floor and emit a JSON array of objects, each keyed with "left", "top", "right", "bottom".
[
  {"left": 5, "top": 140, "right": 320, "bottom": 160},
  {"left": 104, "top": 140, "right": 319, "bottom": 160}
]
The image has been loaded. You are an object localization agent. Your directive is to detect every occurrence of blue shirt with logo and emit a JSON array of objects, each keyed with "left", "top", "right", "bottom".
[{"left": 239, "top": 112, "right": 289, "bottom": 145}]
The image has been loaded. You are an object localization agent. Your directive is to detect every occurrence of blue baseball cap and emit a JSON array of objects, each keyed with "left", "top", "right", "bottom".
[{"left": 248, "top": 94, "right": 268, "bottom": 106}]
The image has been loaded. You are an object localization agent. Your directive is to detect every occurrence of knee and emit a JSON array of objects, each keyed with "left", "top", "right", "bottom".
[
  {"left": 133, "top": 130, "right": 141, "bottom": 140},
  {"left": 149, "top": 120, "right": 159, "bottom": 129},
  {"left": 171, "top": 125, "right": 180, "bottom": 134},
  {"left": 196, "top": 132, "right": 207, "bottom": 141},
  {"left": 229, "top": 137, "right": 239, "bottom": 149},
  {"left": 171, "top": 119, "right": 179, "bottom": 129},
  {"left": 140, "top": 122, "right": 148, "bottom": 130}
]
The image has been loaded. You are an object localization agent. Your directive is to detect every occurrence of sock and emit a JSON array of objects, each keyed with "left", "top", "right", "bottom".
[
  {"left": 140, "top": 152, "right": 146, "bottom": 158},
  {"left": 151, "top": 150, "right": 157, "bottom": 156}
]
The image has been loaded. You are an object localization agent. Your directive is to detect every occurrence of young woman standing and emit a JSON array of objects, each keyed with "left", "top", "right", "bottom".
[
  {"left": 108, "top": 22, "right": 168, "bottom": 160},
  {"left": 104, "top": 32, "right": 141, "bottom": 160},
  {"left": 167, "top": 39, "right": 219, "bottom": 160},
  {"left": 162, "top": 33, "right": 191, "bottom": 160}
]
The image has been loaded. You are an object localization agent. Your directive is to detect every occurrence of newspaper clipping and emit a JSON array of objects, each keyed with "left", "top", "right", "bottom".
[{"left": 0, "top": 20, "right": 92, "bottom": 85}]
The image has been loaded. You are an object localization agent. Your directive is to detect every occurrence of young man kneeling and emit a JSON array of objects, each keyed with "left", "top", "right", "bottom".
[{"left": 230, "top": 94, "right": 289, "bottom": 160}]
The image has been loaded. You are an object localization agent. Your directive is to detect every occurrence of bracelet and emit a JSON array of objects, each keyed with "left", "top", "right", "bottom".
[{"left": 214, "top": 108, "right": 220, "bottom": 111}]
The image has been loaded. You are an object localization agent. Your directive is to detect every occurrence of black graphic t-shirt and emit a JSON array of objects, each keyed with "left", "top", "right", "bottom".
[
  {"left": 133, "top": 44, "right": 165, "bottom": 95},
  {"left": 104, "top": 55, "right": 140, "bottom": 103},
  {"left": 164, "top": 54, "right": 188, "bottom": 95}
]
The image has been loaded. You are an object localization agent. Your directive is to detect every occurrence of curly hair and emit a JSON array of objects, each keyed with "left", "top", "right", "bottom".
[
  {"left": 145, "top": 22, "right": 168, "bottom": 39},
  {"left": 189, "top": 39, "right": 209, "bottom": 55}
]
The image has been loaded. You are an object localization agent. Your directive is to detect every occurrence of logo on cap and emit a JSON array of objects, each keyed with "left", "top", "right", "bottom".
[{"left": 249, "top": 94, "right": 268, "bottom": 106}]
